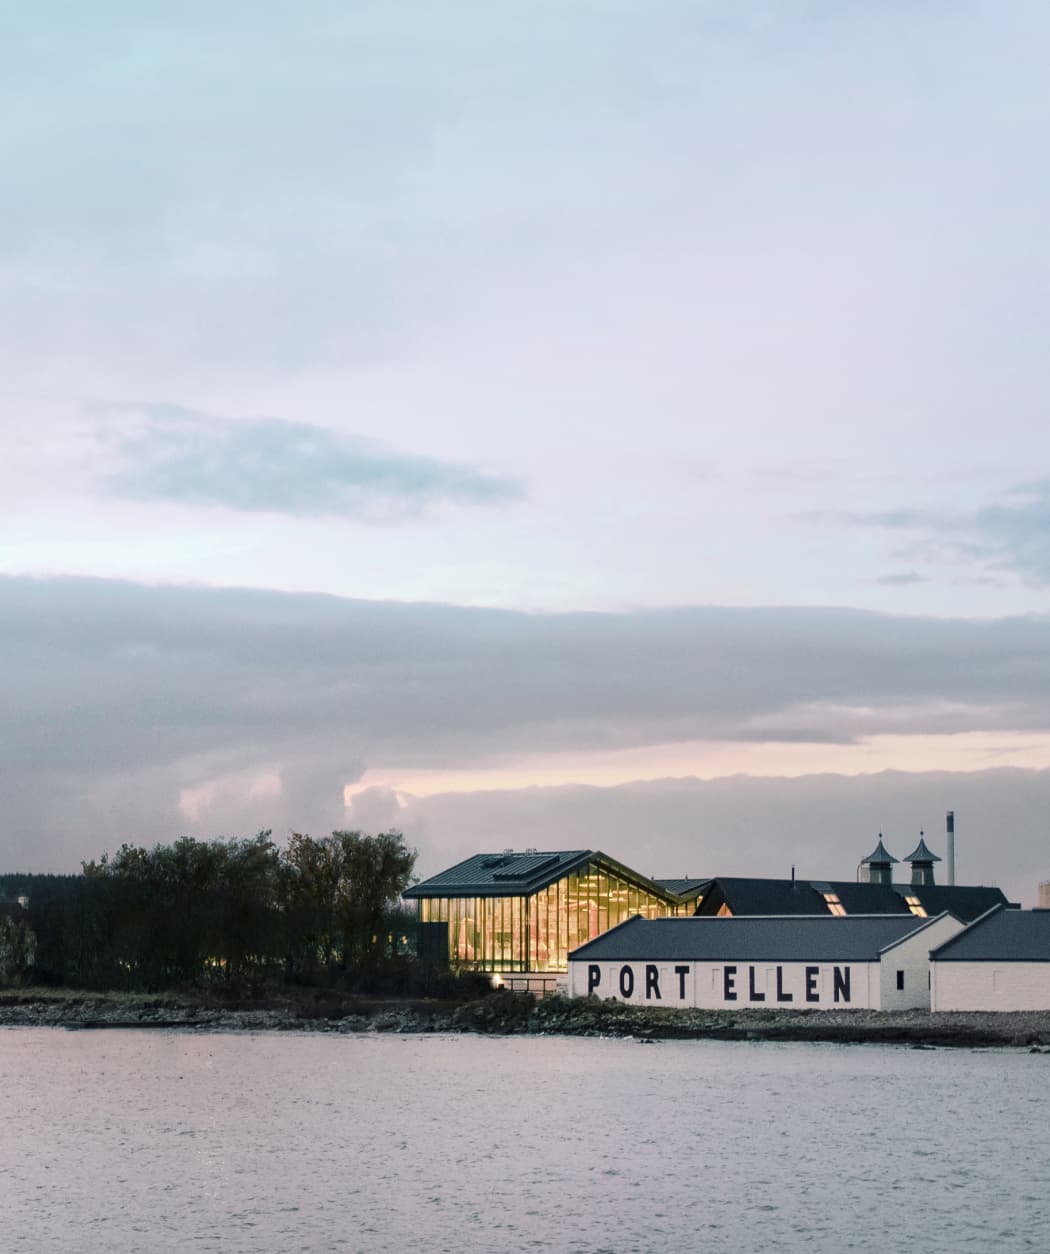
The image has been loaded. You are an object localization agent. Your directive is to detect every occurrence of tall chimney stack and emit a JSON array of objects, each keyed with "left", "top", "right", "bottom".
[{"left": 946, "top": 810, "right": 955, "bottom": 886}]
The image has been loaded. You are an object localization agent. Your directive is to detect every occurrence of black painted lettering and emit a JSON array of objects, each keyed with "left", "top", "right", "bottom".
[
  {"left": 805, "top": 967, "right": 819, "bottom": 1003},
  {"left": 645, "top": 964, "right": 661, "bottom": 1000},
  {"left": 833, "top": 966, "right": 851, "bottom": 1004},
  {"left": 748, "top": 965, "right": 765, "bottom": 1002},
  {"left": 776, "top": 966, "right": 794, "bottom": 1003},
  {"left": 587, "top": 965, "right": 601, "bottom": 995},
  {"left": 675, "top": 965, "right": 689, "bottom": 999},
  {"left": 619, "top": 965, "right": 635, "bottom": 998},
  {"left": 723, "top": 965, "right": 737, "bottom": 1001}
]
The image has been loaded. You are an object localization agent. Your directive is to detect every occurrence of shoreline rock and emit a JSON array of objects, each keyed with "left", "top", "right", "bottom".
[{"left": 2, "top": 989, "right": 1050, "bottom": 1047}]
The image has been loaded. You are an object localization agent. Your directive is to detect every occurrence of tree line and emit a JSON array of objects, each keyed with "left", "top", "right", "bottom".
[{"left": 0, "top": 830, "right": 451, "bottom": 994}]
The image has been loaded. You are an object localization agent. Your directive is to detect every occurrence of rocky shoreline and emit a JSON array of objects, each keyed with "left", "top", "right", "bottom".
[{"left": 2, "top": 988, "right": 1050, "bottom": 1048}]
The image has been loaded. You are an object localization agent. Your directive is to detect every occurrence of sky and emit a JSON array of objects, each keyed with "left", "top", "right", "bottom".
[{"left": 3, "top": 2, "right": 1050, "bottom": 902}]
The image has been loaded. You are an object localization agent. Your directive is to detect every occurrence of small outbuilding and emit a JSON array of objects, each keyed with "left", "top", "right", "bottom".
[
  {"left": 930, "top": 906, "right": 1050, "bottom": 1011},
  {"left": 569, "top": 912, "right": 965, "bottom": 1011}
]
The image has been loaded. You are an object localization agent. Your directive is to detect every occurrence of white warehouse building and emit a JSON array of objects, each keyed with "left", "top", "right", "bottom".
[
  {"left": 569, "top": 913, "right": 965, "bottom": 1012},
  {"left": 931, "top": 907, "right": 1050, "bottom": 1011}
]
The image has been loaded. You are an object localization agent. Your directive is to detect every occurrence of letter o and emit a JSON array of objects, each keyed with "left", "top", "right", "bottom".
[{"left": 619, "top": 965, "right": 635, "bottom": 998}]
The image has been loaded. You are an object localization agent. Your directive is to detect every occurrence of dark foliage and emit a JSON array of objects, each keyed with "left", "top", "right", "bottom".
[{"left": 1, "top": 830, "right": 428, "bottom": 993}]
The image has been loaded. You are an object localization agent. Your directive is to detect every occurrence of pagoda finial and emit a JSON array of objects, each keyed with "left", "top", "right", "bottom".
[
  {"left": 904, "top": 831, "right": 941, "bottom": 886},
  {"left": 860, "top": 834, "right": 898, "bottom": 886}
]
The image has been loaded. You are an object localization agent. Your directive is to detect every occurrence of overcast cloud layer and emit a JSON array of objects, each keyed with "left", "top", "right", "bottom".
[
  {"left": 3, "top": 575, "right": 1050, "bottom": 894},
  {"left": 377, "top": 771, "right": 1050, "bottom": 908}
]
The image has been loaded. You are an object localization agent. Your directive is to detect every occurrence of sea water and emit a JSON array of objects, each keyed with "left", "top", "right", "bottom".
[{"left": 0, "top": 1029, "right": 1046, "bottom": 1252}]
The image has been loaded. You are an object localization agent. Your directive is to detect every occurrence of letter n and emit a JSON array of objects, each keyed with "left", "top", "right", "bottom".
[{"left": 833, "top": 966, "right": 851, "bottom": 1004}]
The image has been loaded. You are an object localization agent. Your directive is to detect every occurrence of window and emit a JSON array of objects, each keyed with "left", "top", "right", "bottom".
[
  {"left": 822, "top": 892, "right": 847, "bottom": 917},
  {"left": 896, "top": 970, "right": 904, "bottom": 991},
  {"left": 904, "top": 894, "right": 928, "bottom": 918}
]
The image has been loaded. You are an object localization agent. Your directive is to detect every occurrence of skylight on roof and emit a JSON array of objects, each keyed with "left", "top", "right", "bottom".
[{"left": 822, "top": 891, "right": 847, "bottom": 917}]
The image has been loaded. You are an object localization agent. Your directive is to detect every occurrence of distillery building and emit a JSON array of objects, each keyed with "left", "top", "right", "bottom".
[
  {"left": 407, "top": 826, "right": 1006, "bottom": 993},
  {"left": 568, "top": 912, "right": 966, "bottom": 1011},
  {"left": 404, "top": 849, "right": 706, "bottom": 992},
  {"left": 930, "top": 906, "right": 1050, "bottom": 1011}
]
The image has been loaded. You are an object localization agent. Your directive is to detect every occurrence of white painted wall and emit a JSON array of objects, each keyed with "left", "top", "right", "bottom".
[
  {"left": 569, "top": 959, "right": 879, "bottom": 1009},
  {"left": 932, "top": 962, "right": 1050, "bottom": 1011},
  {"left": 879, "top": 914, "right": 967, "bottom": 1012}
]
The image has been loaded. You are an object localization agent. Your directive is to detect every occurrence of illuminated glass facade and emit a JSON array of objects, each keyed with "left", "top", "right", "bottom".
[{"left": 418, "top": 858, "right": 690, "bottom": 973}]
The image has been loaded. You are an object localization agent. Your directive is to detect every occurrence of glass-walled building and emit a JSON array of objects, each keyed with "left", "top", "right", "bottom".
[{"left": 404, "top": 850, "right": 706, "bottom": 977}]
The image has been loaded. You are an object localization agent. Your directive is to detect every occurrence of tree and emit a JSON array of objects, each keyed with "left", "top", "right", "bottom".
[
  {"left": 333, "top": 830, "right": 417, "bottom": 971},
  {"left": 278, "top": 830, "right": 417, "bottom": 980},
  {"left": 82, "top": 833, "right": 283, "bottom": 988},
  {"left": 279, "top": 831, "right": 345, "bottom": 980}
]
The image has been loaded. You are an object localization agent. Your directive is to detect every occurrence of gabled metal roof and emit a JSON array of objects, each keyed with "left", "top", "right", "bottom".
[
  {"left": 931, "top": 906, "right": 1050, "bottom": 962},
  {"left": 569, "top": 914, "right": 933, "bottom": 964},
  {"left": 404, "top": 850, "right": 686, "bottom": 902}
]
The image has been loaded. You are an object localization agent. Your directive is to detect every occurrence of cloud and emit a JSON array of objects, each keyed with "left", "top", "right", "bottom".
[
  {"left": 100, "top": 404, "right": 522, "bottom": 518},
  {"left": 3, "top": 574, "right": 1050, "bottom": 871},
  {"left": 385, "top": 769, "right": 1049, "bottom": 907},
  {"left": 812, "top": 480, "right": 1050, "bottom": 585},
  {"left": 874, "top": 571, "right": 928, "bottom": 587},
  {"left": 974, "top": 481, "right": 1050, "bottom": 582},
  {"left": 5, "top": 575, "right": 1050, "bottom": 779}
]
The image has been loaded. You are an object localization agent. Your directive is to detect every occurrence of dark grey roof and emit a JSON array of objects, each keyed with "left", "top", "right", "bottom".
[
  {"left": 404, "top": 850, "right": 683, "bottom": 902},
  {"left": 695, "top": 877, "right": 1007, "bottom": 923},
  {"left": 405, "top": 850, "right": 590, "bottom": 897},
  {"left": 860, "top": 836, "right": 898, "bottom": 866},
  {"left": 653, "top": 878, "right": 710, "bottom": 898},
  {"left": 931, "top": 907, "right": 1050, "bottom": 962},
  {"left": 889, "top": 884, "right": 1010, "bottom": 922},
  {"left": 569, "top": 914, "right": 933, "bottom": 964},
  {"left": 904, "top": 835, "right": 941, "bottom": 864}
]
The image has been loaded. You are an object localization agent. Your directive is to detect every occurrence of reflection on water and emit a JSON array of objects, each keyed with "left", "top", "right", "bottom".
[{"left": 0, "top": 1029, "right": 1048, "bottom": 1253}]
